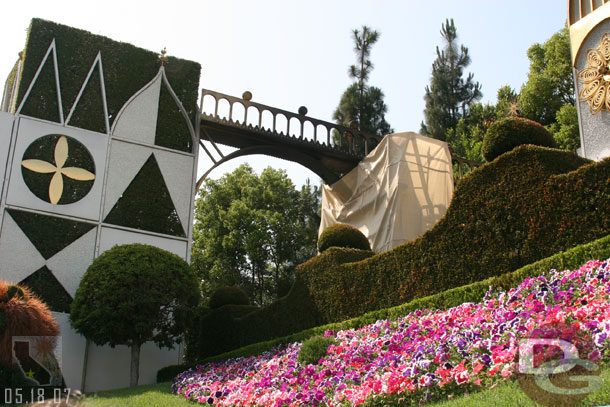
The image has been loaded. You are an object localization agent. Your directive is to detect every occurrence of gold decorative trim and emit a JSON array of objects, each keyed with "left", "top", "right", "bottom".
[
  {"left": 577, "top": 32, "right": 610, "bottom": 114},
  {"left": 569, "top": 3, "right": 610, "bottom": 66},
  {"left": 22, "top": 136, "right": 95, "bottom": 204}
]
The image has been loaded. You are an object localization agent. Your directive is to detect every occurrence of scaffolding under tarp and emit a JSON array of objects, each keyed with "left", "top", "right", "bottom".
[{"left": 319, "top": 132, "right": 454, "bottom": 253}]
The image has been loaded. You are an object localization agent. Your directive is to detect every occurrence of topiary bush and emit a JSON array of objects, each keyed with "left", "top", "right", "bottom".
[
  {"left": 184, "top": 231, "right": 610, "bottom": 366},
  {"left": 185, "top": 247, "right": 373, "bottom": 362},
  {"left": 297, "top": 335, "right": 335, "bottom": 365},
  {"left": 482, "top": 117, "right": 557, "bottom": 162},
  {"left": 209, "top": 286, "right": 250, "bottom": 309},
  {"left": 195, "top": 146, "right": 610, "bottom": 360},
  {"left": 318, "top": 223, "right": 371, "bottom": 252},
  {"left": 70, "top": 243, "right": 200, "bottom": 386}
]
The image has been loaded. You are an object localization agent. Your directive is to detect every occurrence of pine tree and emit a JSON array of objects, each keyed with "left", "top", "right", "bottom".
[
  {"left": 421, "top": 19, "right": 481, "bottom": 141},
  {"left": 334, "top": 26, "right": 392, "bottom": 142}
]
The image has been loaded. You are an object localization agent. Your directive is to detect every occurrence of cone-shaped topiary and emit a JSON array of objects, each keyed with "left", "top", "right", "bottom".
[
  {"left": 318, "top": 223, "right": 371, "bottom": 253},
  {"left": 482, "top": 117, "right": 556, "bottom": 162},
  {"left": 0, "top": 281, "right": 59, "bottom": 367},
  {"left": 209, "top": 286, "right": 250, "bottom": 309}
]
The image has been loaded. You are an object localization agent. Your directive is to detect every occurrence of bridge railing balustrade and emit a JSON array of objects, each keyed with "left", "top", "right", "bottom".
[{"left": 200, "top": 89, "right": 382, "bottom": 156}]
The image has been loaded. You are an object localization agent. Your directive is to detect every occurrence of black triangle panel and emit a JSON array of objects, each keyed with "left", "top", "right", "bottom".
[
  {"left": 103, "top": 153, "right": 186, "bottom": 237},
  {"left": 18, "top": 52, "right": 62, "bottom": 123},
  {"left": 7, "top": 209, "right": 96, "bottom": 260},
  {"left": 67, "top": 63, "right": 107, "bottom": 134},
  {"left": 19, "top": 266, "right": 73, "bottom": 313},
  {"left": 154, "top": 79, "right": 192, "bottom": 152}
]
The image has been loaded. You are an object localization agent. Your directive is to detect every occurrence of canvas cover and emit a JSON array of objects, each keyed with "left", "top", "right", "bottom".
[{"left": 319, "top": 132, "right": 454, "bottom": 253}]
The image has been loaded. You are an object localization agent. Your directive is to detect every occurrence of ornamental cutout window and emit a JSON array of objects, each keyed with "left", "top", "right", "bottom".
[{"left": 21, "top": 134, "right": 95, "bottom": 205}]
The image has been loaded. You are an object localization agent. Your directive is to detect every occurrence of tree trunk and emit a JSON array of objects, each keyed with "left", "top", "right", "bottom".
[{"left": 130, "top": 342, "right": 141, "bottom": 387}]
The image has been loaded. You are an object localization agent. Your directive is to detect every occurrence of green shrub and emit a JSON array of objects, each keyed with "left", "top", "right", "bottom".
[
  {"left": 196, "top": 146, "right": 610, "bottom": 360},
  {"left": 70, "top": 243, "right": 200, "bottom": 386},
  {"left": 482, "top": 117, "right": 556, "bottom": 162},
  {"left": 185, "top": 247, "right": 373, "bottom": 362},
  {"left": 157, "top": 363, "right": 192, "bottom": 383},
  {"left": 298, "top": 336, "right": 335, "bottom": 365},
  {"left": 318, "top": 223, "right": 371, "bottom": 252},
  {"left": 209, "top": 286, "right": 250, "bottom": 309}
]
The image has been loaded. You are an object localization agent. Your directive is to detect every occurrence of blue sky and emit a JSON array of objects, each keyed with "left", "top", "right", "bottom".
[{"left": 0, "top": 0, "right": 568, "bottom": 188}]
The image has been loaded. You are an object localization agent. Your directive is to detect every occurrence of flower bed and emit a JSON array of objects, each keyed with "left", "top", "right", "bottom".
[{"left": 173, "top": 259, "right": 610, "bottom": 406}]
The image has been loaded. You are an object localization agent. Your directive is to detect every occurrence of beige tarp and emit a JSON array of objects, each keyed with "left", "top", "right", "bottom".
[{"left": 319, "top": 132, "right": 454, "bottom": 253}]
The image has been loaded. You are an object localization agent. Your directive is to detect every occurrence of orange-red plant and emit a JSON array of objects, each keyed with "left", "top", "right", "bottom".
[{"left": 0, "top": 280, "right": 59, "bottom": 367}]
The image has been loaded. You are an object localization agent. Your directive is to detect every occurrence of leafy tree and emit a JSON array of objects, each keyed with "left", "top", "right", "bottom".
[
  {"left": 446, "top": 86, "right": 517, "bottom": 162},
  {"left": 333, "top": 26, "right": 392, "bottom": 146},
  {"left": 519, "top": 26, "right": 574, "bottom": 125},
  {"left": 547, "top": 104, "right": 580, "bottom": 151},
  {"left": 519, "top": 25, "right": 579, "bottom": 150},
  {"left": 70, "top": 243, "right": 199, "bottom": 387},
  {"left": 421, "top": 18, "right": 482, "bottom": 141},
  {"left": 192, "top": 165, "right": 320, "bottom": 306},
  {"left": 446, "top": 103, "right": 495, "bottom": 163},
  {"left": 495, "top": 85, "right": 519, "bottom": 118}
]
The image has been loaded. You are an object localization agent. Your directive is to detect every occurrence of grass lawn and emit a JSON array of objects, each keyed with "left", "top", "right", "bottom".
[
  {"left": 82, "top": 382, "right": 189, "bottom": 407},
  {"left": 430, "top": 366, "right": 610, "bottom": 407},
  {"left": 82, "top": 364, "right": 610, "bottom": 407}
]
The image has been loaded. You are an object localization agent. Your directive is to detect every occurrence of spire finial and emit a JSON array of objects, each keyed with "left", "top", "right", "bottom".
[{"left": 159, "top": 47, "right": 168, "bottom": 66}]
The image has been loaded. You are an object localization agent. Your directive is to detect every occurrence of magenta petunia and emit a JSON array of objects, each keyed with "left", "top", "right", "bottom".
[{"left": 172, "top": 259, "right": 610, "bottom": 406}]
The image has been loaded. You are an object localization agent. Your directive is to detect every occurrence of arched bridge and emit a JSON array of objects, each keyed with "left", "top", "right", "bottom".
[{"left": 197, "top": 89, "right": 481, "bottom": 188}]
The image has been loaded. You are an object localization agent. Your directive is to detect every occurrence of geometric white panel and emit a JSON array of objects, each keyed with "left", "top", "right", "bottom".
[
  {"left": 155, "top": 149, "right": 195, "bottom": 233},
  {"left": 99, "top": 226, "right": 188, "bottom": 260},
  {"left": 83, "top": 340, "right": 181, "bottom": 392},
  {"left": 111, "top": 72, "right": 161, "bottom": 146},
  {"left": 52, "top": 312, "right": 87, "bottom": 392},
  {"left": 47, "top": 227, "right": 97, "bottom": 297},
  {"left": 0, "top": 211, "right": 46, "bottom": 283},
  {"left": 101, "top": 139, "right": 152, "bottom": 219},
  {"left": 5, "top": 117, "right": 109, "bottom": 221},
  {"left": 0, "top": 111, "right": 15, "bottom": 196}
]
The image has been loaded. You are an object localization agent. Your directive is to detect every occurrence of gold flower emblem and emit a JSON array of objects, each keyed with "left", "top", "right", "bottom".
[
  {"left": 578, "top": 33, "right": 610, "bottom": 114},
  {"left": 22, "top": 136, "right": 95, "bottom": 204}
]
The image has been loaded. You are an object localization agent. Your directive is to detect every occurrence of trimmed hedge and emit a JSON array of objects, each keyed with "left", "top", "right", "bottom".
[
  {"left": 186, "top": 146, "right": 610, "bottom": 361},
  {"left": 318, "top": 223, "right": 371, "bottom": 252},
  {"left": 206, "top": 231, "right": 610, "bottom": 361},
  {"left": 209, "top": 286, "right": 250, "bottom": 309},
  {"left": 159, "top": 231, "right": 610, "bottom": 382},
  {"left": 184, "top": 303, "right": 258, "bottom": 362},
  {"left": 482, "top": 117, "right": 556, "bottom": 162},
  {"left": 185, "top": 248, "right": 373, "bottom": 362}
]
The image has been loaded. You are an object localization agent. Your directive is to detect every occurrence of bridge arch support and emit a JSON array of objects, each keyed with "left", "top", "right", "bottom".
[{"left": 196, "top": 144, "right": 344, "bottom": 190}]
